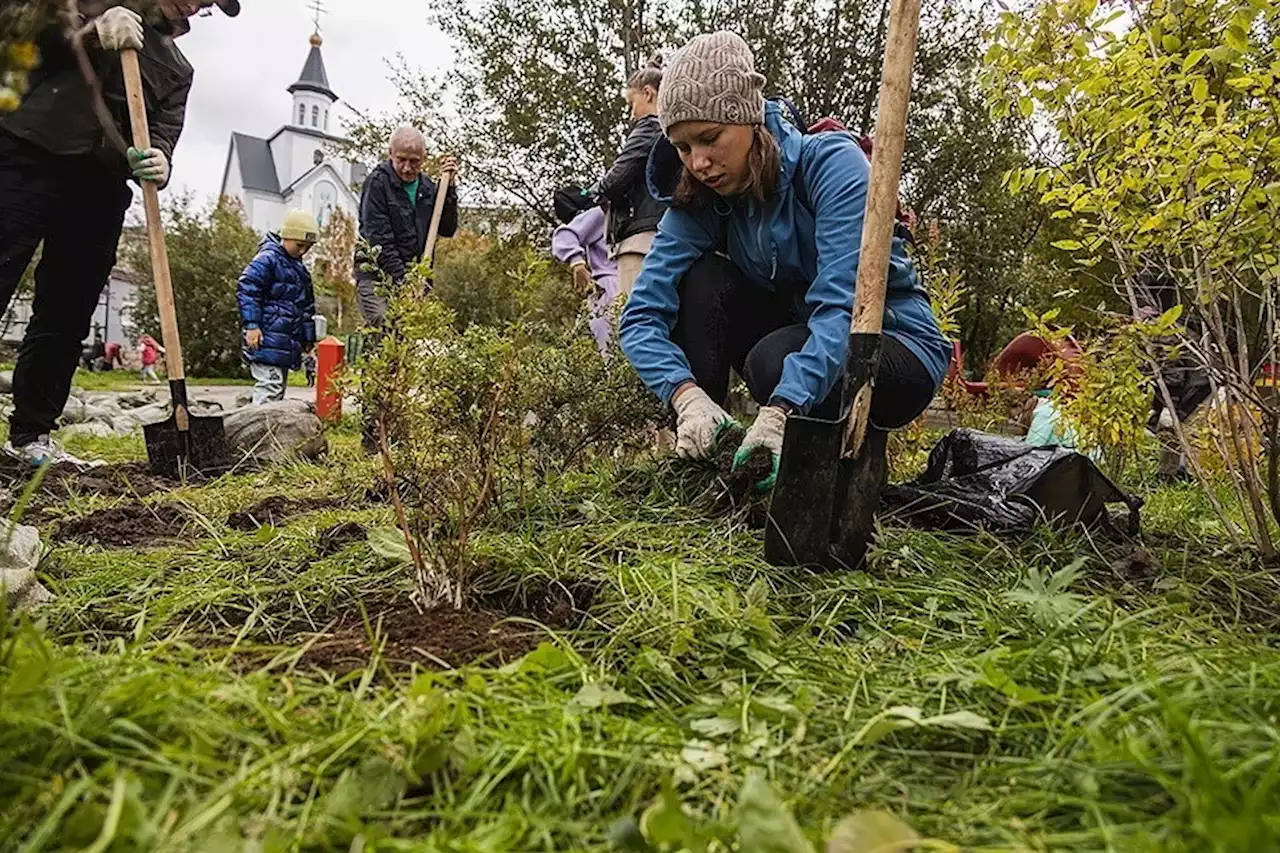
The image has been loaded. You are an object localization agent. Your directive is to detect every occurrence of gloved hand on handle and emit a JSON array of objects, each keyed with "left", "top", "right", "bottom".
[
  {"left": 732, "top": 405, "right": 787, "bottom": 491},
  {"left": 128, "top": 147, "right": 170, "bottom": 186},
  {"left": 94, "top": 6, "right": 144, "bottom": 51},
  {"left": 672, "top": 384, "right": 736, "bottom": 461}
]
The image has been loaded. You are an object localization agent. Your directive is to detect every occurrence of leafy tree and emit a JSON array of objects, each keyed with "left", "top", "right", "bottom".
[
  {"left": 312, "top": 206, "right": 358, "bottom": 334},
  {"left": 347, "top": 0, "right": 1055, "bottom": 365},
  {"left": 127, "top": 196, "right": 260, "bottom": 378},
  {"left": 986, "top": 0, "right": 1280, "bottom": 553}
]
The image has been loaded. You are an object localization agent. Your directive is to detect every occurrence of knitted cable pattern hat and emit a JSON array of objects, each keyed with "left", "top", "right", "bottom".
[{"left": 658, "top": 31, "right": 766, "bottom": 134}]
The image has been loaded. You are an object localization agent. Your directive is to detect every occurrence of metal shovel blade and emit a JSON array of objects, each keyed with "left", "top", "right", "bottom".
[
  {"left": 143, "top": 382, "right": 230, "bottom": 478},
  {"left": 764, "top": 332, "right": 885, "bottom": 570}
]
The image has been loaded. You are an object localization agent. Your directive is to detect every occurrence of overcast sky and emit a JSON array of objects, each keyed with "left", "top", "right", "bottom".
[{"left": 167, "top": 0, "right": 454, "bottom": 202}]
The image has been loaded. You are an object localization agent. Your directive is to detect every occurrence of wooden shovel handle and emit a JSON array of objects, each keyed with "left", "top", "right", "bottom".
[
  {"left": 843, "top": 0, "right": 922, "bottom": 456},
  {"left": 121, "top": 48, "right": 185, "bottom": 385},
  {"left": 423, "top": 169, "right": 454, "bottom": 263}
]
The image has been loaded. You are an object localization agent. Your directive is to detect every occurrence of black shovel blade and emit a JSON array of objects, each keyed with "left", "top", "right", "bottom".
[
  {"left": 764, "top": 412, "right": 845, "bottom": 567},
  {"left": 827, "top": 426, "right": 889, "bottom": 571},
  {"left": 144, "top": 414, "right": 230, "bottom": 479},
  {"left": 764, "top": 331, "right": 885, "bottom": 570}
]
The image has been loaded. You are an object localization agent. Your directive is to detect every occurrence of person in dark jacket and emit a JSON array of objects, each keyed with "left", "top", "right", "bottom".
[
  {"left": 355, "top": 125, "right": 459, "bottom": 327},
  {"left": 238, "top": 211, "right": 320, "bottom": 405},
  {"left": 620, "top": 32, "right": 950, "bottom": 492},
  {"left": 0, "top": 0, "right": 236, "bottom": 467},
  {"left": 595, "top": 55, "right": 668, "bottom": 298}
]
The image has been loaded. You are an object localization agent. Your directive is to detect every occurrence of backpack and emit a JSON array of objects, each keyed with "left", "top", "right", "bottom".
[{"left": 773, "top": 97, "right": 915, "bottom": 245}]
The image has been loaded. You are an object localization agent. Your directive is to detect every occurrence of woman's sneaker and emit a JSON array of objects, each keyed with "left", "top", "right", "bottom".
[{"left": 2, "top": 435, "right": 101, "bottom": 469}]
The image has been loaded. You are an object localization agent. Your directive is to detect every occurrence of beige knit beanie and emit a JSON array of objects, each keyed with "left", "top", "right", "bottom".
[{"left": 658, "top": 31, "right": 767, "bottom": 134}]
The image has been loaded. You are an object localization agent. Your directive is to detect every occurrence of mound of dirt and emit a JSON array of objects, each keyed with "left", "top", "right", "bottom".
[
  {"left": 316, "top": 521, "right": 366, "bottom": 557},
  {"left": 0, "top": 461, "right": 180, "bottom": 512},
  {"left": 56, "top": 502, "right": 191, "bottom": 548},
  {"left": 292, "top": 581, "right": 596, "bottom": 673},
  {"left": 226, "top": 496, "right": 343, "bottom": 531}
]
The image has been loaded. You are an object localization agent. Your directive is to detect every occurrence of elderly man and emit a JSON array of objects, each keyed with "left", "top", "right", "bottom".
[
  {"left": 355, "top": 126, "right": 459, "bottom": 326},
  {"left": 0, "top": 0, "right": 239, "bottom": 467}
]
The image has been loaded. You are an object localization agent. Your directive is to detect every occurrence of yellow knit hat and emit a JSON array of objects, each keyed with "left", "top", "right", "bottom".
[{"left": 280, "top": 210, "right": 320, "bottom": 243}]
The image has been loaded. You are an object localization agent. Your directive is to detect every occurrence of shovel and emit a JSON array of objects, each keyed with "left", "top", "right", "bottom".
[
  {"left": 423, "top": 168, "right": 455, "bottom": 263},
  {"left": 764, "top": 0, "right": 923, "bottom": 570},
  {"left": 121, "top": 49, "right": 229, "bottom": 478}
]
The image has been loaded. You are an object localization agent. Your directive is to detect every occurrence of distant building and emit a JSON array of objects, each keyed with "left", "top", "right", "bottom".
[
  {"left": 1, "top": 267, "right": 138, "bottom": 347},
  {"left": 218, "top": 32, "right": 364, "bottom": 234}
]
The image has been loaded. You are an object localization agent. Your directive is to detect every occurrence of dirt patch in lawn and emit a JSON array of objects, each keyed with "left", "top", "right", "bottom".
[
  {"left": 316, "top": 521, "right": 367, "bottom": 557},
  {"left": 290, "top": 580, "right": 596, "bottom": 673},
  {"left": 55, "top": 502, "right": 191, "bottom": 548},
  {"left": 0, "top": 461, "right": 181, "bottom": 516},
  {"left": 227, "top": 496, "right": 343, "bottom": 530}
]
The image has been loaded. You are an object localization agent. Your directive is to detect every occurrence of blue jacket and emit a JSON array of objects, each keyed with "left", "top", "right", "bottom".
[
  {"left": 237, "top": 234, "right": 317, "bottom": 369},
  {"left": 619, "top": 102, "right": 952, "bottom": 413}
]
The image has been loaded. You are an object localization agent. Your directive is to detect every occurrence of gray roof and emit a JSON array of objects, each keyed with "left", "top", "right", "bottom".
[
  {"left": 288, "top": 45, "right": 337, "bottom": 101},
  {"left": 232, "top": 133, "right": 280, "bottom": 194}
]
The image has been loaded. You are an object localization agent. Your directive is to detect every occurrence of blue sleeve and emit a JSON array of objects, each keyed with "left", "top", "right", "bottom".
[
  {"left": 236, "top": 252, "right": 271, "bottom": 330},
  {"left": 772, "top": 135, "right": 869, "bottom": 413},
  {"left": 618, "top": 208, "right": 715, "bottom": 405}
]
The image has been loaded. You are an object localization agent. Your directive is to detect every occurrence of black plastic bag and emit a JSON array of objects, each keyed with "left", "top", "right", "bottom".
[{"left": 882, "top": 429, "right": 1141, "bottom": 535}]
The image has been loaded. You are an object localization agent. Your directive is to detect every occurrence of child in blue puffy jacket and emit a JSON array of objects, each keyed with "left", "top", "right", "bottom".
[{"left": 237, "top": 210, "right": 319, "bottom": 404}]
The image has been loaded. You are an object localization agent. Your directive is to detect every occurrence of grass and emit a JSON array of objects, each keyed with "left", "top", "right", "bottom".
[{"left": 3, "top": 428, "right": 1280, "bottom": 851}]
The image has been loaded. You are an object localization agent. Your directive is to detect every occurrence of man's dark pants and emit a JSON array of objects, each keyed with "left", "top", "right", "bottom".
[{"left": 0, "top": 132, "right": 132, "bottom": 446}]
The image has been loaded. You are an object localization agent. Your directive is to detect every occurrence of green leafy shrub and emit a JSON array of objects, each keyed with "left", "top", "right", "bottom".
[{"left": 362, "top": 253, "right": 659, "bottom": 607}]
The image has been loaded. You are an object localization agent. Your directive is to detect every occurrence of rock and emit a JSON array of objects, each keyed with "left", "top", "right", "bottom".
[
  {"left": 223, "top": 400, "right": 327, "bottom": 466},
  {"left": 0, "top": 519, "right": 51, "bottom": 611},
  {"left": 60, "top": 422, "right": 117, "bottom": 439},
  {"left": 0, "top": 370, "right": 11, "bottom": 394},
  {"left": 122, "top": 402, "right": 174, "bottom": 428},
  {"left": 60, "top": 396, "right": 88, "bottom": 425},
  {"left": 117, "top": 389, "right": 160, "bottom": 409}
]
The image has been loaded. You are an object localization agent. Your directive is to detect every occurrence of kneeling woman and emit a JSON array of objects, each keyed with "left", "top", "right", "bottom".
[{"left": 619, "top": 31, "right": 952, "bottom": 488}]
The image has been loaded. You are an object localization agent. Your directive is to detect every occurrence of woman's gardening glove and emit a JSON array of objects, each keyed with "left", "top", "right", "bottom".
[
  {"left": 94, "top": 6, "right": 145, "bottom": 51},
  {"left": 673, "top": 385, "right": 735, "bottom": 460},
  {"left": 128, "top": 147, "right": 170, "bottom": 186},
  {"left": 732, "top": 405, "right": 787, "bottom": 491}
]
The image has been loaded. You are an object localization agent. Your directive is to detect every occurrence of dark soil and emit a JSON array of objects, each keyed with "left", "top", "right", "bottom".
[
  {"left": 227, "top": 496, "right": 343, "bottom": 530},
  {"left": 293, "top": 580, "right": 595, "bottom": 673},
  {"left": 1107, "top": 548, "right": 1161, "bottom": 590},
  {"left": 316, "top": 521, "right": 367, "bottom": 557},
  {"left": 710, "top": 424, "right": 773, "bottom": 524},
  {"left": 55, "top": 502, "right": 191, "bottom": 548},
  {"left": 0, "top": 460, "right": 181, "bottom": 517},
  {"left": 711, "top": 422, "right": 746, "bottom": 476}
]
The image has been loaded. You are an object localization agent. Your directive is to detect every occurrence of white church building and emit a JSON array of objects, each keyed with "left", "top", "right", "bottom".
[{"left": 219, "top": 33, "right": 364, "bottom": 234}]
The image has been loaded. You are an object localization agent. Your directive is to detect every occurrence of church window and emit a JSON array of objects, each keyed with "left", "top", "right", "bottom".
[
  {"left": 311, "top": 106, "right": 319, "bottom": 127},
  {"left": 297, "top": 103, "right": 305, "bottom": 125}
]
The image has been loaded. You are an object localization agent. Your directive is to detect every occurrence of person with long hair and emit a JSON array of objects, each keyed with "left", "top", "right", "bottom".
[
  {"left": 594, "top": 55, "right": 668, "bottom": 299},
  {"left": 620, "top": 32, "right": 952, "bottom": 490}
]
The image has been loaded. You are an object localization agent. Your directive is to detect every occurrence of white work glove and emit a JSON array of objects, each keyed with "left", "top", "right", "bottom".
[
  {"left": 128, "top": 147, "right": 169, "bottom": 186},
  {"left": 672, "top": 385, "right": 735, "bottom": 461},
  {"left": 94, "top": 6, "right": 145, "bottom": 51},
  {"left": 732, "top": 405, "right": 788, "bottom": 491}
]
